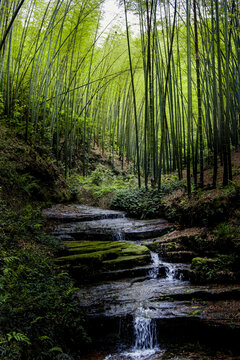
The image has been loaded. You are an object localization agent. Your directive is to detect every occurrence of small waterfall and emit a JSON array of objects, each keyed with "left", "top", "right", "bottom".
[
  {"left": 165, "top": 263, "right": 175, "bottom": 280},
  {"left": 114, "top": 232, "right": 125, "bottom": 241},
  {"left": 148, "top": 252, "right": 185, "bottom": 282},
  {"left": 105, "top": 313, "right": 159, "bottom": 360},
  {"left": 133, "top": 316, "right": 157, "bottom": 351},
  {"left": 148, "top": 252, "right": 160, "bottom": 279},
  {"left": 179, "top": 272, "right": 184, "bottom": 281}
]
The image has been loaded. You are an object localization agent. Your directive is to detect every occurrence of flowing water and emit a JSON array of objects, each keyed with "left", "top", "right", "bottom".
[
  {"left": 160, "top": 259, "right": 176, "bottom": 282},
  {"left": 122, "top": 316, "right": 159, "bottom": 360},
  {"left": 148, "top": 252, "right": 160, "bottom": 279},
  {"left": 99, "top": 252, "right": 188, "bottom": 360},
  {"left": 45, "top": 205, "right": 239, "bottom": 360},
  {"left": 133, "top": 316, "right": 157, "bottom": 351}
]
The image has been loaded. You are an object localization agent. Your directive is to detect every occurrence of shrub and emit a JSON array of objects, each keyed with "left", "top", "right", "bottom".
[
  {"left": 190, "top": 254, "right": 239, "bottom": 284},
  {"left": 111, "top": 181, "right": 185, "bottom": 219}
]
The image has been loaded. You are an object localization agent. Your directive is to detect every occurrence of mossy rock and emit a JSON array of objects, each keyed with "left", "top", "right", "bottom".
[
  {"left": 55, "top": 240, "right": 150, "bottom": 281},
  {"left": 103, "top": 254, "right": 150, "bottom": 270},
  {"left": 190, "top": 255, "right": 239, "bottom": 284}
]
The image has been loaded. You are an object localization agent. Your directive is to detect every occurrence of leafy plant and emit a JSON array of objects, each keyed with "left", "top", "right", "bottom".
[
  {"left": 111, "top": 181, "right": 185, "bottom": 219},
  {"left": 191, "top": 254, "right": 239, "bottom": 284},
  {"left": 0, "top": 201, "right": 90, "bottom": 359}
]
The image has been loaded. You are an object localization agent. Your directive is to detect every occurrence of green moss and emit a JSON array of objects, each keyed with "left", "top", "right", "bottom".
[
  {"left": 103, "top": 254, "right": 150, "bottom": 270},
  {"left": 63, "top": 241, "right": 149, "bottom": 256},
  {"left": 121, "top": 245, "right": 149, "bottom": 255},
  {"left": 55, "top": 240, "right": 150, "bottom": 278},
  {"left": 64, "top": 240, "right": 129, "bottom": 253},
  {"left": 56, "top": 250, "right": 118, "bottom": 264}
]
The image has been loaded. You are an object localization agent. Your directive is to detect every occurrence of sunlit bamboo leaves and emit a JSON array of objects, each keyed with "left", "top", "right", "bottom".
[{"left": 0, "top": 0, "right": 239, "bottom": 188}]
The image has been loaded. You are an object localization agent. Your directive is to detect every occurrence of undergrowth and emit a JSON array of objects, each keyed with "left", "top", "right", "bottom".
[
  {"left": 191, "top": 254, "right": 240, "bottom": 284},
  {"left": 0, "top": 201, "right": 90, "bottom": 359},
  {"left": 67, "top": 164, "right": 137, "bottom": 203},
  {"left": 68, "top": 165, "right": 185, "bottom": 217},
  {"left": 111, "top": 180, "right": 185, "bottom": 219}
]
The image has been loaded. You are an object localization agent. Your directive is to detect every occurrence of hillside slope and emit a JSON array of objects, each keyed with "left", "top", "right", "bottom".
[{"left": 0, "top": 127, "right": 90, "bottom": 359}]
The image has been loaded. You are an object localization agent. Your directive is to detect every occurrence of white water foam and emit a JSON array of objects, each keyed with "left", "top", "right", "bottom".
[
  {"left": 165, "top": 262, "right": 175, "bottom": 281},
  {"left": 148, "top": 252, "right": 178, "bottom": 281},
  {"left": 114, "top": 232, "right": 125, "bottom": 241},
  {"left": 134, "top": 316, "right": 157, "bottom": 350},
  {"left": 121, "top": 306, "right": 159, "bottom": 359},
  {"left": 148, "top": 252, "right": 160, "bottom": 279}
]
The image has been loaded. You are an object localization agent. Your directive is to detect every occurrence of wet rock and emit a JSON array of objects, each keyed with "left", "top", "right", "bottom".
[
  {"left": 100, "top": 265, "right": 165, "bottom": 281},
  {"left": 101, "top": 265, "right": 167, "bottom": 282},
  {"left": 43, "top": 204, "right": 125, "bottom": 222},
  {"left": 52, "top": 217, "right": 173, "bottom": 241},
  {"left": 78, "top": 278, "right": 240, "bottom": 318},
  {"left": 148, "top": 236, "right": 197, "bottom": 262},
  {"left": 158, "top": 287, "right": 240, "bottom": 301},
  {"left": 85, "top": 303, "right": 240, "bottom": 353},
  {"left": 56, "top": 234, "right": 76, "bottom": 242},
  {"left": 174, "top": 267, "right": 190, "bottom": 281},
  {"left": 147, "top": 227, "right": 212, "bottom": 263},
  {"left": 164, "top": 250, "right": 197, "bottom": 263}
]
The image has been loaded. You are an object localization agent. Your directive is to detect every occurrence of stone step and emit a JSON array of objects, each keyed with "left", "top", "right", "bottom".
[
  {"left": 52, "top": 217, "right": 173, "bottom": 241},
  {"left": 86, "top": 308, "right": 240, "bottom": 354},
  {"left": 43, "top": 204, "right": 125, "bottom": 222},
  {"left": 100, "top": 265, "right": 167, "bottom": 281},
  {"left": 161, "top": 250, "right": 197, "bottom": 263},
  {"left": 158, "top": 287, "right": 240, "bottom": 301},
  {"left": 55, "top": 240, "right": 152, "bottom": 282}
]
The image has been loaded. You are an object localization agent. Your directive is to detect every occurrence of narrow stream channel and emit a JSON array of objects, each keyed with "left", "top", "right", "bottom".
[
  {"left": 103, "top": 252, "right": 185, "bottom": 360},
  {"left": 45, "top": 205, "right": 240, "bottom": 359}
]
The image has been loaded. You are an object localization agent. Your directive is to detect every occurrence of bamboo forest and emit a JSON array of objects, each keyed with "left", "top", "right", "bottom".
[{"left": 0, "top": 0, "right": 240, "bottom": 359}]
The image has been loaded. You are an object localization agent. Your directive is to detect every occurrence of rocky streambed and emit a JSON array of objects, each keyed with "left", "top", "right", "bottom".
[{"left": 44, "top": 205, "right": 240, "bottom": 359}]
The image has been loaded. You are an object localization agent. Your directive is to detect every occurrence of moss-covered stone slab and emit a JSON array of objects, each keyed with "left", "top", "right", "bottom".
[{"left": 55, "top": 240, "right": 151, "bottom": 281}]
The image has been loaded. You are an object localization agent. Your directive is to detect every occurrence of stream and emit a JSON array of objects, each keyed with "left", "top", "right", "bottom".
[
  {"left": 101, "top": 250, "right": 184, "bottom": 360},
  {"left": 44, "top": 205, "right": 240, "bottom": 359},
  {"left": 79, "top": 249, "right": 189, "bottom": 360}
]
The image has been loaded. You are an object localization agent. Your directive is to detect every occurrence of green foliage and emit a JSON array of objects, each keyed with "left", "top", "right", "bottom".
[
  {"left": 215, "top": 221, "right": 240, "bottom": 253},
  {"left": 0, "top": 202, "right": 61, "bottom": 250},
  {"left": 0, "top": 127, "right": 70, "bottom": 203},
  {"left": 163, "top": 186, "right": 240, "bottom": 226},
  {"left": 0, "top": 202, "right": 90, "bottom": 359},
  {"left": 68, "top": 165, "right": 137, "bottom": 203},
  {"left": 90, "top": 164, "right": 113, "bottom": 186},
  {"left": 111, "top": 181, "right": 185, "bottom": 219},
  {"left": 191, "top": 254, "right": 239, "bottom": 284}
]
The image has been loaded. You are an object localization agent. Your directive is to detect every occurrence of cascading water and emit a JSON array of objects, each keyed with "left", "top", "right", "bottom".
[
  {"left": 149, "top": 251, "right": 176, "bottom": 281},
  {"left": 148, "top": 252, "right": 160, "bottom": 279},
  {"left": 133, "top": 316, "right": 157, "bottom": 351},
  {"left": 103, "top": 253, "right": 187, "bottom": 359},
  {"left": 114, "top": 232, "right": 125, "bottom": 241},
  {"left": 165, "top": 263, "right": 175, "bottom": 281},
  {"left": 104, "top": 312, "right": 160, "bottom": 360},
  {"left": 50, "top": 205, "right": 194, "bottom": 360},
  {"left": 121, "top": 314, "right": 159, "bottom": 359}
]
